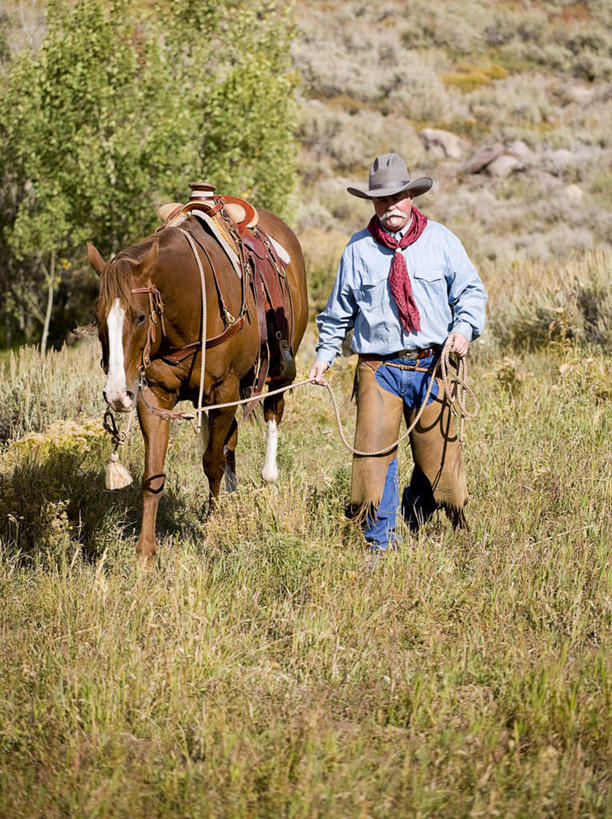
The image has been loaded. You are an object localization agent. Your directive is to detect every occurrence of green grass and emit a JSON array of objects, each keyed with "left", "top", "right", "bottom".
[{"left": 0, "top": 316, "right": 611, "bottom": 815}]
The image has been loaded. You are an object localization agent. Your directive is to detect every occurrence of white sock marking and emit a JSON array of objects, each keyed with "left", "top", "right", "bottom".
[{"left": 261, "top": 419, "right": 279, "bottom": 484}]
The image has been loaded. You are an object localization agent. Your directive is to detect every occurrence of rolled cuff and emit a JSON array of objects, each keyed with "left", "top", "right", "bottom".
[
  {"left": 315, "top": 347, "right": 338, "bottom": 368},
  {"left": 451, "top": 320, "right": 477, "bottom": 342}
]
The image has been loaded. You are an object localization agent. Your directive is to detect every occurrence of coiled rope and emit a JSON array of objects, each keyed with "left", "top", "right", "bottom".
[{"left": 318, "top": 338, "right": 479, "bottom": 456}]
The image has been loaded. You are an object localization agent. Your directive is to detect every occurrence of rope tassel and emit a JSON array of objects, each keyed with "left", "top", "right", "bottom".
[
  {"left": 106, "top": 448, "right": 133, "bottom": 490},
  {"left": 103, "top": 407, "right": 134, "bottom": 490}
]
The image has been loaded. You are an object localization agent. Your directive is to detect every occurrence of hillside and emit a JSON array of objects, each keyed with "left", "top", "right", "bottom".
[{"left": 291, "top": 0, "right": 612, "bottom": 304}]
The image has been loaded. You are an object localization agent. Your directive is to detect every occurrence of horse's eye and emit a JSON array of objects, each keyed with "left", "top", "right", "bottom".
[{"left": 137, "top": 313, "right": 146, "bottom": 325}]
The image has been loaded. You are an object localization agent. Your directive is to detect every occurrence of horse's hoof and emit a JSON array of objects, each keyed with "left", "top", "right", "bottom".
[{"left": 136, "top": 551, "right": 155, "bottom": 569}]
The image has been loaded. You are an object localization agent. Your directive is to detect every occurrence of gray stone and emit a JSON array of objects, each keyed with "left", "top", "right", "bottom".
[
  {"left": 563, "top": 85, "right": 595, "bottom": 106},
  {"left": 462, "top": 142, "right": 505, "bottom": 174},
  {"left": 486, "top": 154, "right": 523, "bottom": 177},
  {"left": 564, "top": 184, "right": 584, "bottom": 201},
  {"left": 418, "top": 128, "right": 466, "bottom": 160},
  {"left": 507, "top": 139, "right": 533, "bottom": 161}
]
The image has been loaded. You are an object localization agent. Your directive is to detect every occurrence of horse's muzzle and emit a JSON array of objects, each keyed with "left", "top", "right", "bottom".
[{"left": 103, "top": 388, "right": 136, "bottom": 412}]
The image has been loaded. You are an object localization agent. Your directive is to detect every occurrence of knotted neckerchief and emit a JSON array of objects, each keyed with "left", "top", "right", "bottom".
[{"left": 367, "top": 206, "right": 428, "bottom": 334}]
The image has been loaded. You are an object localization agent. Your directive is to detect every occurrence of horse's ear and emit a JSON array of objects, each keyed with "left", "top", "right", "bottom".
[
  {"left": 87, "top": 242, "right": 106, "bottom": 275},
  {"left": 138, "top": 239, "right": 159, "bottom": 279}
]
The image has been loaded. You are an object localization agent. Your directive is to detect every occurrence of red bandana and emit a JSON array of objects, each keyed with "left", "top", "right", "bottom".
[{"left": 367, "top": 206, "right": 428, "bottom": 334}]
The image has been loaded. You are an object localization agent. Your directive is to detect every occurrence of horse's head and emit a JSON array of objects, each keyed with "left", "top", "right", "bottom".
[{"left": 88, "top": 240, "right": 159, "bottom": 412}]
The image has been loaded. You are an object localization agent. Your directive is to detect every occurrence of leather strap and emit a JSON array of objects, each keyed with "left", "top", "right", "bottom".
[
  {"left": 160, "top": 315, "right": 246, "bottom": 364},
  {"left": 243, "top": 268, "right": 270, "bottom": 419}
]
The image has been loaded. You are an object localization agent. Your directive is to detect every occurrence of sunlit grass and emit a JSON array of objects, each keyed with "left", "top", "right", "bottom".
[{"left": 0, "top": 291, "right": 611, "bottom": 814}]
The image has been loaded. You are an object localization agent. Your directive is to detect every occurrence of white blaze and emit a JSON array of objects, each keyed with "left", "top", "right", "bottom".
[
  {"left": 261, "top": 419, "right": 279, "bottom": 485},
  {"left": 104, "top": 299, "right": 129, "bottom": 406}
]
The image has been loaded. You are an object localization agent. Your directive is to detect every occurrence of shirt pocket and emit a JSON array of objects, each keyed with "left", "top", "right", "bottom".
[
  {"left": 355, "top": 273, "right": 389, "bottom": 309},
  {"left": 413, "top": 267, "right": 445, "bottom": 284}
]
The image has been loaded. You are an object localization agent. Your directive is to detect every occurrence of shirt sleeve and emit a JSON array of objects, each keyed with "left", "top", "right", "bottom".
[
  {"left": 444, "top": 230, "right": 488, "bottom": 341},
  {"left": 314, "top": 248, "right": 358, "bottom": 368}
]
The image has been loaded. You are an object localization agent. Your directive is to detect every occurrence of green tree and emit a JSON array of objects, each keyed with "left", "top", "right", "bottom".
[{"left": 0, "top": 0, "right": 297, "bottom": 350}]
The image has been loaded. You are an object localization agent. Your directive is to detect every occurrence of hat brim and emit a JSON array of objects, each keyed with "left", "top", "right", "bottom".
[{"left": 347, "top": 176, "right": 433, "bottom": 200}]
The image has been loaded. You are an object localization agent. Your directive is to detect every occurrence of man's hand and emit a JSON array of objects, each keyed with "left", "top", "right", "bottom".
[
  {"left": 309, "top": 360, "right": 328, "bottom": 384},
  {"left": 447, "top": 332, "right": 469, "bottom": 357}
]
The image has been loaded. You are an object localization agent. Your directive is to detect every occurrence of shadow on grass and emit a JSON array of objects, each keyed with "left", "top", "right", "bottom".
[{"left": 0, "top": 451, "right": 207, "bottom": 566}]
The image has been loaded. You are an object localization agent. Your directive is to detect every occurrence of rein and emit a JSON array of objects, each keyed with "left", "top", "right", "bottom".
[{"left": 106, "top": 340, "right": 479, "bottom": 458}]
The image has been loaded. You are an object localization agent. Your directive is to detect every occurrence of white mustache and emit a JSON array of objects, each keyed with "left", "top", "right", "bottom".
[{"left": 381, "top": 208, "right": 405, "bottom": 220}]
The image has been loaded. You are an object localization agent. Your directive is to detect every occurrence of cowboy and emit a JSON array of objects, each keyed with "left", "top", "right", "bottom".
[{"left": 309, "top": 153, "right": 487, "bottom": 552}]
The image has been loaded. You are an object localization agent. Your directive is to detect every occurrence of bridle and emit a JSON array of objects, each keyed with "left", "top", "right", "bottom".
[{"left": 131, "top": 284, "right": 165, "bottom": 372}]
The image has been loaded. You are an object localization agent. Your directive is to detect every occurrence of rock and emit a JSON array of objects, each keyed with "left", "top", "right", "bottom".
[
  {"left": 418, "top": 128, "right": 466, "bottom": 160},
  {"left": 562, "top": 85, "right": 595, "bottom": 106},
  {"left": 565, "top": 184, "right": 584, "bottom": 201},
  {"left": 462, "top": 142, "right": 505, "bottom": 174},
  {"left": 486, "top": 154, "right": 523, "bottom": 177},
  {"left": 506, "top": 139, "right": 533, "bottom": 161}
]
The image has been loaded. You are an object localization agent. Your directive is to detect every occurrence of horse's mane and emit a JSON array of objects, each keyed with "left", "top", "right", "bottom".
[{"left": 96, "top": 236, "right": 157, "bottom": 323}]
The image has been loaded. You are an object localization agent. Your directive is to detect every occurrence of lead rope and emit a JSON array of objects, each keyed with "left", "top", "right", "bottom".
[{"left": 103, "top": 341, "right": 478, "bottom": 488}]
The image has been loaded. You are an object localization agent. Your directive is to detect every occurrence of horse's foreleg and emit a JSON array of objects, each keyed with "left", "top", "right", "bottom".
[
  {"left": 137, "top": 398, "right": 170, "bottom": 564},
  {"left": 261, "top": 393, "right": 286, "bottom": 487}
]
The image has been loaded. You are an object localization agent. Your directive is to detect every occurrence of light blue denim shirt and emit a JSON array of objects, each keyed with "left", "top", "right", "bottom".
[{"left": 315, "top": 219, "right": 487, "bottom": 367}]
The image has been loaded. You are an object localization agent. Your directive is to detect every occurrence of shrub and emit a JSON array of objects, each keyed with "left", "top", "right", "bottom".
[
  {"left": 488, "top": 251, "right": 612, "bottom": 353},
  {"left": 442, "top": 63, "right": 508, "bottom": 92},
  {"left": 0, "top": 417, "right": 121, "bottom": 563}
]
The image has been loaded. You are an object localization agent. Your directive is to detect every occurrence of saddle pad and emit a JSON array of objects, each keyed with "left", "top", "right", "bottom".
[{"left": 192, "top": 209, "right": 242, "bottom": 278}]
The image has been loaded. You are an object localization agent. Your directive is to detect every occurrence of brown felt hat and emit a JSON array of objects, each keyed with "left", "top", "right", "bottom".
[{"left": 347, "top": 153, "right": 433, "bottom": 200}]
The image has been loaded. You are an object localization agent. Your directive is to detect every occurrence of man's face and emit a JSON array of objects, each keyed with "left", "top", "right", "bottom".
[{"left": 372, "top": 192, "right": 413, "bottom": 232}]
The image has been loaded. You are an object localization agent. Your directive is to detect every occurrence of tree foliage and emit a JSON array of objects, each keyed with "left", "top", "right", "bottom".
[{"left": 0, "top": 0, "right": 297, "bottom": 348}]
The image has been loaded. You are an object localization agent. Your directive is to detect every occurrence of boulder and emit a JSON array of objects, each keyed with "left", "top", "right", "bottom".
[
  {"left": 418, "top": 128, "right": 466, "bottom": 160},
  {"left": 462, "top": 142, "right": 505, "bottom": 174},
  {"left": 486, "top": 154, "right": 523, "bottom": 177},
  {"left": 506, "top": 139, "right": 533, "bottom": 161},
  {"left": 564, "top": 184, "right": 584, "bottom": 202},
  {"left": 562, "top": 85, "right": 595, "bottom": 106}
]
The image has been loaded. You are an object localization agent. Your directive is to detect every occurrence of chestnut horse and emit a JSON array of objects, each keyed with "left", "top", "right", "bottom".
[{"left": 88, "top": 209, "right": 308, "bottom": 562}]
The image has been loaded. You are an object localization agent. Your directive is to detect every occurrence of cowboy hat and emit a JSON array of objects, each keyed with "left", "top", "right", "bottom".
[{"left": 347, "top": 153, "right": 433, "bottom": 200}]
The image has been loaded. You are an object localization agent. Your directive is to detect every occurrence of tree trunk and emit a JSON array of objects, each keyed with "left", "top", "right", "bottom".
[{"left": 40, "top": 249, "right": 55, "bottom": 356}]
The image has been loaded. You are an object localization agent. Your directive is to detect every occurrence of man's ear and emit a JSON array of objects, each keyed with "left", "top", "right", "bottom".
[{"left": 87, "top": 242, "right": 106, "bottom": 275}]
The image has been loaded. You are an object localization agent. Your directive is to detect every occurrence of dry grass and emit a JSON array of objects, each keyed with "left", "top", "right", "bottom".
[
  {"left": 1, "top": 263, "right": 611, "bottom": 813},
  {"left": 1, "top": 0, "right": 611, "bottom": 813}
]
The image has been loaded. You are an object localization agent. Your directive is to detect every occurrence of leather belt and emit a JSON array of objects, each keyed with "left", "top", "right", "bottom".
[
  {"left": 360, "top": 346, "right": 439, "bottom": 363},
  {"left": 393, "top": 346, "right": 440, "bottom": 360}
]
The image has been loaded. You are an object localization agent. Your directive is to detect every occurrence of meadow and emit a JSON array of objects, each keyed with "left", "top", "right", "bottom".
[{"left": 0, "top": 252, "right": 610, "bottom": 816}]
